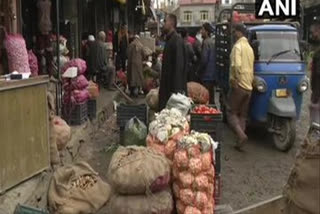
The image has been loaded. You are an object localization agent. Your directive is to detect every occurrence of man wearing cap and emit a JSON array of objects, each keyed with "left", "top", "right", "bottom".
[
  {"left": 88, "top": 31, "right": 115, "bottom": 90},
  {"left": 199, "top": 22, "right": 216, "bottom": 104},
  {"left": 227, "top": 24, "right": 254, "bottom": 150}
]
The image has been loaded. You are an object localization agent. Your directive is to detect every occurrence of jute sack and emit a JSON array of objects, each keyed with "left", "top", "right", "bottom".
[
  {"left": 146, "top": 88, "right": 159, "bottom": 111},
  {"left": 107, "top": 189, "right": 173, "bottom": 214},
  {"left": 187, "top": 82, "right": 209, "bottom": 104},
  {"left": 108, "top": 146, "right": 171, "bottom": 195},
  {"left": 52, "top": 116, "right": 71, "bottom": 151},
  {"left": 48, "top": 161, "right": 111, "bottom": 214},
  {"left": 49, "top": 120, "right": 60, "bottom": 165},
  {"left": 284, "top": 127, "right": 320, "bottom": 214}
]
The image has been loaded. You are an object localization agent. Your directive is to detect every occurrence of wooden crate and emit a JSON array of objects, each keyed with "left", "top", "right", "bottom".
[{"left": 0, "top": 76, "right": 50, "bottom": 193}]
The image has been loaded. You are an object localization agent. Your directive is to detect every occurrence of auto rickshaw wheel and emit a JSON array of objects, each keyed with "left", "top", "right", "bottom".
[{"left": 272, "top": 117, "right": 296, "bottom": 152}]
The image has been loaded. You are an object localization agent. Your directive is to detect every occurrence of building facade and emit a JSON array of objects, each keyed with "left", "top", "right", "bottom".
[{"left": 175, "top": 0, "right": 218, "bottom": 27}]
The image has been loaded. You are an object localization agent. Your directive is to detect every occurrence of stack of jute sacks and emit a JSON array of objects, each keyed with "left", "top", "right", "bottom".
[{"left": 107, "top": 146, "right": 174, "bottom": 214}]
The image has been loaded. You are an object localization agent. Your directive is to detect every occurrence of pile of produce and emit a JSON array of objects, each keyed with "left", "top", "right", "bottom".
[
  {"left": 173, "top": 131, "right": 218, "bottom": 214},
  {"left": 192, "top": 105, "right": 221, "bottom": 114},
  {"left": 62, "top": 58, "right": 87, "bottom": 75},
  {"left": 147, "top": 108, "right": 190, "bottom": 160},
  {"left": 146, "top": 88, "right": 159, "bottom": 111},
  {"left": 187, "top": 82, "right": 209, "bottom": 104},
  {"left": 107, "top": 146, "right": 174, "bottom": 214},
  {"left": 166, "top": 93, "right": 192, "bottom": 117},
  {"left": 233, "top": 11, "right": 256, "bottom": 23},
  {"left": 62, "top": 59, "right": 90, "bottom": 105},
  {"left": 28, "top": 50, "right": 38, "bottom": 76},
  {"left": 4, "top": 34, "right": 30, "bottom": 73},
  {"left": 48, "top": 162, "right": 111, "bottom": 214}
]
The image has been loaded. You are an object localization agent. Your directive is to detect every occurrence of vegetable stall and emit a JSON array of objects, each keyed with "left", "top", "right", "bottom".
[{"left": 111, "top": 92, "right": 224, "bottom": 214}]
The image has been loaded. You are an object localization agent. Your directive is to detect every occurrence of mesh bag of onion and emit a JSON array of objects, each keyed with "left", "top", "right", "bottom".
[{"left": 172, "top": 131, "right": 218, "bottom": 214}]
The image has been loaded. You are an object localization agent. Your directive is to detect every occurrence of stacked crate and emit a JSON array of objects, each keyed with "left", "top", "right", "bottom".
[{"left": 190, "top": 104, "right": 223, "bottom": 204}]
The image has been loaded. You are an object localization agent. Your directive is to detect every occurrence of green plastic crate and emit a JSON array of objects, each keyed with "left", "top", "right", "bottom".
[{"left": 14, "top": 204, "right": 48, "bottom": 214}]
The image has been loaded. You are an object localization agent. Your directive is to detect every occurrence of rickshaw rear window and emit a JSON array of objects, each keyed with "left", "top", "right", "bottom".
[{"left": 255, "top": 31, "right": 302, "bottom": 62}]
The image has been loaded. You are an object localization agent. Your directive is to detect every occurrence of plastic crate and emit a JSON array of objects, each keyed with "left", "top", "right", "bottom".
[
  {"left": 117, "top": 104, "right": 148, "bottom": 128},
  {"left": 215, "top": 174, "right": 222, "bottom": 205},
  {"left": 214, "top": 142, "right": 221, "bottom": 175},
  {"left": 14, "top": 204, "right": 49, "bottom": 214},
  {"left": 190, "top": 105, "right": 223, "bottom": 142},
  {"left": 64, "top": 102, "right": 88, "bottom": 125},
  {"left": 87, "top": 99, "right": 97, "bottom": 120}
]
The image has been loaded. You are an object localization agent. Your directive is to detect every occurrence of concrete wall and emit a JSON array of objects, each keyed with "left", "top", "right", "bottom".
[{"left": 178, "top": 4, "right": 216, "bottom": 27}]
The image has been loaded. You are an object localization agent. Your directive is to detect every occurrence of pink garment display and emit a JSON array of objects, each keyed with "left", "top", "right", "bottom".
[
  {"left": 37, "top": 0, "right": 52, "bottom": 35},
  {"left": 4, "top": 34, "right": 30, "bottom": 73}
]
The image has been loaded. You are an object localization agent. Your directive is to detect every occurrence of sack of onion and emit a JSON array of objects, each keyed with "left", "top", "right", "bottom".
[{"left": 173, "top": 131, "right": 218, "bottom": 214}]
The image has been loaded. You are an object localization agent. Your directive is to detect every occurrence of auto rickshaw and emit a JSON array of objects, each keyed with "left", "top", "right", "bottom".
[{"left": 216, "top": 3, "right": 309, "bottom": 151}]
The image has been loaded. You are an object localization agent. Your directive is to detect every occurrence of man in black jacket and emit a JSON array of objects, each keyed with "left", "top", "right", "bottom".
[{"left": 159, "top": 14, "right": 187, "bottom": 110}]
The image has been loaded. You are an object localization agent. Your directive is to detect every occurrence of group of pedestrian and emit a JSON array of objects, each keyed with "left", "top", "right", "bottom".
[
  {"left": 158, "top": 13, "right": 255, "bottom": 150},
  {"left": 159, "top": 14, "right": 219, "bottom": 110}
]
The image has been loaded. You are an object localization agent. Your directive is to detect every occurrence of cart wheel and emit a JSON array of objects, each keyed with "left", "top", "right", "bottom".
[{"left": 272, "top": 117, "right": 296, "bottom": 152}]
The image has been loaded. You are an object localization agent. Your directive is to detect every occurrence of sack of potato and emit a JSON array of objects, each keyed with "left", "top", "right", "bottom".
[
  {"left": 283, "top": 125, "right": 320, "bottom": 214},
  {"left": 48, "top": 162, "right": 111, "bottom": 214},
  {"left": 146, "top": 108, "right": 190, "bottom": 160},
  {"left": 146, "top": 88, "right": 159, "bottom": 111},
  {"left": 107, "top": 189, "right": 174, "bottom": 214},
  {"left": 108, "top": 146, "right": 171, "bottom": 195},
  {"left": 173, "top": 131, "right": 218, "bottom": 214}
]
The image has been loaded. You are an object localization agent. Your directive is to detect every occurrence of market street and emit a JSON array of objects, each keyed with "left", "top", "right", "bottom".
[
  {"left": 1, "top": 0, "right": 319, "bottom": 213},
  {"left": 65, "top": 86, "right": 310, "bottom": 212}
]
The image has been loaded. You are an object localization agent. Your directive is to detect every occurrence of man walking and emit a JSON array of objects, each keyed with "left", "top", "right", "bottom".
[
  {"left": 310, "top": 21, "right": 320, "bottom": 124},
  {"left": 159, "top": 14, "right": 187, "bottom": 110},
  {"left": 227, "top": 24, "right": 254, "bottom": 150},
  {"left": 127, "top": 35, "right": 147, "bottom": 97},
  {"left": 199, "top": 23, "right": 216, "bottom": 104}
]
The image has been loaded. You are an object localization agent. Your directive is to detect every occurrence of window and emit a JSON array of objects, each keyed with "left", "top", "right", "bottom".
[
  {"left": 183, "top": 11, "right": 192, "bottom": 22},
  {"left": 200, "top": 11, "right": 209, "bottom": 21},
  {"left": 224, "top": 0, "right": 231, "bottom": 4},
  {"left": 254, "top": 31, "right": 302, "bottom": 62}
]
